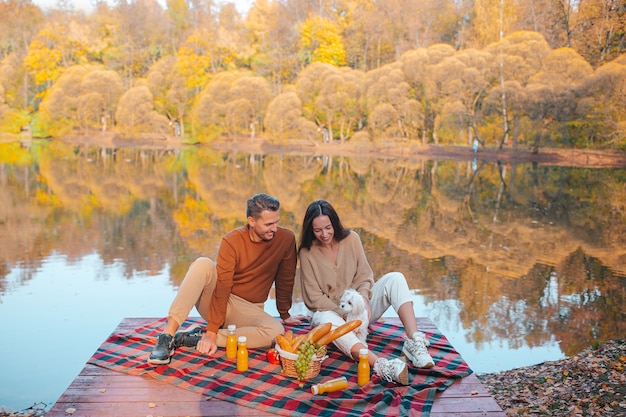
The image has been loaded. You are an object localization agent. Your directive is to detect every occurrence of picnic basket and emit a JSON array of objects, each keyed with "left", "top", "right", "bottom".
[{"left": 275, "top": 344, "right": 327, "bottom": 380}]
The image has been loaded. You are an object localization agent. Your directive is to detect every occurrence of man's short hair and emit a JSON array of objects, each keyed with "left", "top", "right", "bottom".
[{"left": 247, "top": 194, "right": 280, "bottom": 219}]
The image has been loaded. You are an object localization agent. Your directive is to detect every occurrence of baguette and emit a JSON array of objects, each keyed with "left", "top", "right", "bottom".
[
  {"left": 316, "top": 320, "right": 362, "bottom": 346},
  {"left": 290, "top": 333, "right": 306, "bottom": 352},
  {"left": 276, "top": 334, "right": 293, "bottom": 352},
  {"left": 305, "top": 322, "right": 332, "bottom": 344}
]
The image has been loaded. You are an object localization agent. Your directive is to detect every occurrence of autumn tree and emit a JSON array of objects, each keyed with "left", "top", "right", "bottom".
[
  {"left": 244, "top": 0, "right": 300, "bottom": 92},
  {"left": 401, "top": 44, "right": 456, "bottom": 144},
  {"left": 229, "top": 75, "right": 273, "bottom": 132},
  {"left": 341, "top": 0, "right": 390, "bottom": 71},
  {"left": 427, "top": 48, "right": 498, "bottom": 145},
  {"left": 1, "top": 53, "right": 29, "bottom": 113},
  {"left": 175, "top": 30, "right": 214, "bottom": 91},
  {"left": 467, "top": 0, "right": 520, "bottom": 48},
  {"left": 376, "top": 0, "right": 450, "bottom": 59},
  {"left": 165, "top": 0, "right": 191, "bottom": 49},
  {"left": 37, "top": 65, "right": 124, "bottom": 135},
  {"left": 79, "top": 69, "right": 124, "bottom": 131},
  {"left": 572, "top": 57, "right": 626, "bottom": 147},
  {"left": 115, "top": 83, "right": 170, "bottom": 138},
  {"left": 264, "top": 90, "right": 318, "bottom": 142},
  {"left": 36, "top": 65, "right": 86, "bottom": 136},
  {"left": 191, "top": 71, "right": 272, "bottom": 140},
  {"left": 0, "top": 0, "right": 44, "bottom": 112},
  {"left": 523, "top": 48, "right": 592, "bottom": 149},
  {"left": 0, "top": 0, "right": 44, "bottom": 58},
  {"left": 364, "top": 61, "right": 422, "bottom": 141},
  {"left": 297, "top": 63, "right": 364, "bottom": 142},
  {"left": 483, "top": 31, "right": 552, "bottom": 148},
  {"left": 110, "top": 0, "right": 168, "bottom": 86},
  {"left": 147, "top": 55, "right": 187, "bottom": 137},
  {"left": 299, "top": 16, "right": 347, "bottom": 66},
  {"left": 23, "top": 28, "right": 64, "bottom": 102},
  {"left": 572, "top": 0, "right": 626, "bottom": 67},
  {"left": 514, "top": 0, "right": 571, "bottom": 49}
]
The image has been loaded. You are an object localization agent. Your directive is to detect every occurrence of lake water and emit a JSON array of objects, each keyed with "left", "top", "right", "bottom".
[{"left": 0, "top": 140, "right": 624, "bottom": 412}]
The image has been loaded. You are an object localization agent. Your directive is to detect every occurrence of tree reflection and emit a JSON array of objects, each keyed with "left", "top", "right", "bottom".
[{"left": 0, "top": 142, "right": 624, "bottom": 358}]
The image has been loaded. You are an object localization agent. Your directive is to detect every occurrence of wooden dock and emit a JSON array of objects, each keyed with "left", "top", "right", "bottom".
[{"left": 46, "top": 318, "right": 505, "bottom": 416}]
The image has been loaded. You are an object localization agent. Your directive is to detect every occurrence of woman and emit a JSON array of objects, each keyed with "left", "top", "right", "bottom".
[{"left": 298, "top": 200, "right": 434, "bottom": 385}]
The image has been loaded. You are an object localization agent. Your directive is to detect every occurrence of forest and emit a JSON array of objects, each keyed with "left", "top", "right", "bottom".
[{"left": 0, "top": 0, "right": 625, "bottom": 150}]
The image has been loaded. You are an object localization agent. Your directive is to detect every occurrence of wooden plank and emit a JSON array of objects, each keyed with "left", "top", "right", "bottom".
[{"left": 47, "top": 317, "right": 505, "bottom": 417}]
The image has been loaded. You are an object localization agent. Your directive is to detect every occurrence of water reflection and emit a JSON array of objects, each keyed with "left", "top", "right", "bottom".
[{"left": 0, "top": 140, "right": 624, "bottom": 409}]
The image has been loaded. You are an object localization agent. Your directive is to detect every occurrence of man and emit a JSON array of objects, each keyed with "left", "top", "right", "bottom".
[{"left": 149, "top": 193, "right": 302, "bottom": 364}]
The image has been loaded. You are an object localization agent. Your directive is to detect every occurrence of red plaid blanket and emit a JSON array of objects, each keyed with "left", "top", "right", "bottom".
[{"left": 88, "top": 318, "right": 472, "bottom": 417}]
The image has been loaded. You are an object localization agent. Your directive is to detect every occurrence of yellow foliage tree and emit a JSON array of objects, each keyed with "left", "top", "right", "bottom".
[
  {"left": 23, "top": 37, "right": 63, "bottom": 100},
  {"left": 300, "top": 16, "right": 347, "bottom": 66},
  {"left": 175, "top": 31, "right": 213, "bottom": 93}
]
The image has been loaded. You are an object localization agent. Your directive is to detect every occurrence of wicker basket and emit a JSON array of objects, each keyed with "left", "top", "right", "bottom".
[{"left": 275, "top": 344, "right": 327, "bottom": 380}]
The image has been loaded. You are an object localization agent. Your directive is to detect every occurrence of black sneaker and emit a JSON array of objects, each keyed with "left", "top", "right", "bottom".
[
  {"left": 173, "top": 326, "right": 204, "bottom": 348},
  {"left": 148, "top": 333, "right": 174, "bottom": 364}
]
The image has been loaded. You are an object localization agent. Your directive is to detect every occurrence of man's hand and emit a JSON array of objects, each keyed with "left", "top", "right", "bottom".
[
  {"left": 283, "top": 315, "right": 306, "bottom": 325},
  {"left": 196, "top": 331, "right": 218, "bottom": 355}
]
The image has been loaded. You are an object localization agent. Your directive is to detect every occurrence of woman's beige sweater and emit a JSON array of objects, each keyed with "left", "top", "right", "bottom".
[{"left": 299, "top": 231, "right": 374, "bottom": 316}]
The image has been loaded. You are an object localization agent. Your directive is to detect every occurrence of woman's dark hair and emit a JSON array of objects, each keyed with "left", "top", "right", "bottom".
[
  {"left": 298, "top": 200, "right": 350, "bottom": 253},
  {"left": 247, "top": 193, "right": 280, "bottom": 219}
]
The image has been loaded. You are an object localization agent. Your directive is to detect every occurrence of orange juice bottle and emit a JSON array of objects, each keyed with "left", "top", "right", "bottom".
[
  {"left": 311, "top": 377, "right": 348, "bottom": 394},
  {"left": 226, "top": 325, "right": 237, "bottom": 359},
  {"left": 236, "top": 336, "right": 248, "bottom": 372},
  {"left": 357, "top": 348, "right": 370, "bottom": 386}
]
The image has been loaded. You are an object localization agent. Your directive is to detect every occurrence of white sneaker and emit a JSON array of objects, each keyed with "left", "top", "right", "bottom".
[
  {"left": 373, "top": 357, "right": 409, "bottom": 385},
  {"left": 402, "top": 331, "right": 434, "bottom": 368}
]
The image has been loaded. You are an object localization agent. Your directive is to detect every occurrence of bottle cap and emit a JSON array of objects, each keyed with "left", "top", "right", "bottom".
[
  {"left": 228, "top": 324, "right": 236, "bottom": 331},
  {"left": 238, "top": 336, "right": 247, "bottom": 343},
  {"left": 359, "top": 348, "right": 368, "bottom": 355},
  {"left": 311, "top": 385, "right": 319, "bottom": 395}
]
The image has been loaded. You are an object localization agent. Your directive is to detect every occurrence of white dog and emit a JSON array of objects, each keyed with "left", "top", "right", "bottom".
[{"left": 339, "top": 288, "right": 369, "bottom": 344}]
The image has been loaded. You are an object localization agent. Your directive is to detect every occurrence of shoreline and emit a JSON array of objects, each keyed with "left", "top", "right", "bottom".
[
  {"left": 5, "top": 134, "right": 626, "bottom": 169},
  {"left": 477, "top": 338, "right": 626, "bottom": 416}
]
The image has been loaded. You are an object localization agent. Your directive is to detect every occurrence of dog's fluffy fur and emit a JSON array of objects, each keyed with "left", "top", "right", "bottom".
[{"left": 339, "top": 288, "right": 369, "bottom": 344}]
